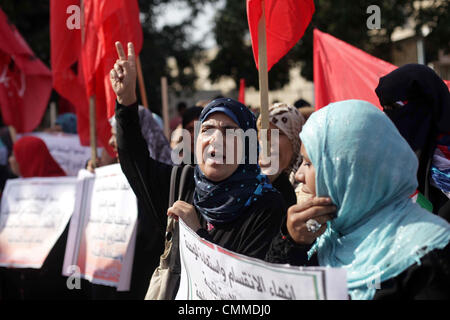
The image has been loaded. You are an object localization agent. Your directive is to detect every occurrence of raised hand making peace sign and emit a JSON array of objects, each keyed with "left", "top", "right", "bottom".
[{"left": 110, "top": 41, "right": 137, "bottom": 106}]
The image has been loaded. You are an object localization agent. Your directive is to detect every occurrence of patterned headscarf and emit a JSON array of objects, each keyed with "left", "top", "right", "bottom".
[
  {"left": 300, "top": 100, "right": 450, "bottom": 300},
  {"left": 257, "top": 103, "right": 305, "bottom": 182},
  {"left": 110, "top": 106, "right": 173, "bottom": 165},
  {"left": 193, "top": 98, "right": 277, "bottom": 226}
]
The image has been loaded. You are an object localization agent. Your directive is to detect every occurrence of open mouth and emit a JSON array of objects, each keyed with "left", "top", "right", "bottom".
[{"left": 206, "top": 149, "right": 225, "bottom": 164}]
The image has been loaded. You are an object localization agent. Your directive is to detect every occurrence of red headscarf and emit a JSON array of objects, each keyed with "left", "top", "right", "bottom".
[{"left": 13, "top": 136, "right": 66, "bottom": 178}]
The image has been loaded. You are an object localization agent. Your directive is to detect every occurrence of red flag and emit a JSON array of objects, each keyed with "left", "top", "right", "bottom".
[
  {"left": 313, "top": 29, "right": 450, "bottom": 110},
  {"left": 51, "top": 0, "right": 143, "bottom": 156},
  {"left": 314, "top": 29, "right": 397, "bottom": 110},
  {"left": 0, "top": 9, "right": 52, "bottom": 133},
  {"left": 238, "top": 78, "right": 246, "bottom": 104},
  {"left": 247, "top": 0, "right": 315, "bottom": 71},
  {"left": 50, "top": 0, "right": 88, "bottom": 129},
  {"left": 81, "top": 0, "right": 143, "bottom": 118},
  {"left": 445, "top": 80, "right": 450, "bottom": 90},
  {"left": 51, "top": 0, "right": 106, "bottom": 154}
]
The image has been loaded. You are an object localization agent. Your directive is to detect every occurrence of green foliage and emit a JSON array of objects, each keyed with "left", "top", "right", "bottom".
[
  {"left": 208, "top": 0, "right": 291, "bottom": 90},
  {"left": 1, "top": 0, "right": 447, "bottom": 108},
  {"left": 209, "top": 0, "right": 449, "bottom": 85},
  {"left": 138, "top": 0, "right": 218, "bottom": 112},
  {"left": 1, "top": 0, "right": 50, "bottom": 64}
]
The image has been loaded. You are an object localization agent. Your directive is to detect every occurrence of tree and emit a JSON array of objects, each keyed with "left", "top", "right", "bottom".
[
  {"left": 208, "top": 0, "right": 292, "bottom": 90},
  {"left": 138, "top": 0, "right": 219, "bottom": 113},
  {"left": 209, "top": 0, "right": 449, "bottom": 85}
]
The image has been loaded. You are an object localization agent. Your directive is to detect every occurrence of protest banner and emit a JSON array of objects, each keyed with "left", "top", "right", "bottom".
[
  {"left": 19, "top": 132, "right": 100, "bottom": 176},
  {"left": 63, "top": 164, "right": 137, "bottom": 290},
  {"left": 0, "top": 176, "right": 77, "bottom": 268},
  {"left": 176, "top": 220, "right": 348, "bottom": 300}
]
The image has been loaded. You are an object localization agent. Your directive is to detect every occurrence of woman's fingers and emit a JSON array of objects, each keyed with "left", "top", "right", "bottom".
[
  {"left": 114, "top": 62, "right": 124, "bottom": 79},
  {"left": 116, "top": 60, "right": 130, "bottom": 76},
  {"left": 110, "top": 69, "right": 119, "bottom": 82},
  {"left": 127, "top": 42, "right": 135, "bottom": 62},
  {"left": 288, "top": 202, "right": 336, "bottom": 221},
  {"left": 167, "top": 201, "right": 190, "bottom": 218},
  {"left": 290, "top": 197, "right": 332, "bottom": 212},
  {"left": 302, "top": 205, "right": 337, "bottom": 221},
  {"left": 286, "top": 197, "right": 337, "bottom": 245},
  {"left": 115, "top": 41, "right": 127, "bottom": 60},
  {"left": 167, "top": 201, "right": 201, "bottom": 231}
]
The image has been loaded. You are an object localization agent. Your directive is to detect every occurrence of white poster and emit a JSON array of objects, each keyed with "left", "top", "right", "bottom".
[
  {"left": 63, "top": 164, "right": 137, "bottom": 291},
  {"left": 176, "top": 220, "right": 348, "bottom": 300},
  {"left": 0, "top": 177, "right": 77, "bottom": 268}
]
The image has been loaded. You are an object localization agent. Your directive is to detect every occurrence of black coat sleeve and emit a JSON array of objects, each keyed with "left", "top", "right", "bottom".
[
  {"left": 265, "top": 215, "right": 319, "bottom": 266},
  {"left": 115, "top": 101, "right": 173, "bottom": 233},
  {"left": 234, "top": 192, "right": 288, "bottom": 260},
  {"left": 374, "top": 244, "right": 450, "bottom": 300}
]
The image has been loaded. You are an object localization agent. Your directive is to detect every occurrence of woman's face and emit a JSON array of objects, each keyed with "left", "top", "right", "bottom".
[
  {"left": 196, "top": 112, "right": 241, "bottom": 182},
  {"left": 259, "top": 123, "right": 293, "bottom": 176},
  {"left": 295, "top": 143, "right": 316, "bottom": 196}
]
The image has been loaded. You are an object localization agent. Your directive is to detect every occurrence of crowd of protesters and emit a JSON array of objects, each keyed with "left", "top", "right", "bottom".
[{"left": 0, "top": 40, "right": 449, "bottom": 300}]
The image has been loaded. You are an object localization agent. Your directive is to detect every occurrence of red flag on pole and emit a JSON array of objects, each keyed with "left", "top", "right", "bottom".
[
  {"left": 314, "top": 29, "right": 450, "bottom": 110},
  {"left": 247, "top": 0, "right": 315, "bottom": 71},
  {"left": 314, "top": 29, "right": 398, "bottom": 110},
  {"left": 81, "top": 0, "right": 143, "bottom": 118},
  {"left": 51, "top": 0, "right": 143, "bottom": 156},
  {"left": 0, "top": 9, "right": 52, "bottom": 133},
  {"left": 238, "top": 78, "right": 246, "bottom": 104},
  {"left": 50, "top": 0, "right": 88, "bottom": 123}
]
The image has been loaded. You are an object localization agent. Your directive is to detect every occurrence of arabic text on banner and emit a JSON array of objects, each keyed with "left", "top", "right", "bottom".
[{"left": 176, "top": 220, "right": 348, "bottom": 300}]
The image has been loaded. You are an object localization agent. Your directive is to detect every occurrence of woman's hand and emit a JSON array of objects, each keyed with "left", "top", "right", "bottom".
[
  {"left": 287, "top": 197, "right": 337, "bottom": 245},
  {"left": 110, "top": 41, "right": 137, "bottom": 106},
  {"left": 167, "top": 201, "right": 201, "bottom": 232},
  {"left": 86, "top": 158, "right": 100, "bottom": 173}
]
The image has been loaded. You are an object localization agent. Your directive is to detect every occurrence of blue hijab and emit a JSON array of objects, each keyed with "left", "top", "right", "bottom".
[
  {"left": 300, "top": 100, "right": 450, "bottom": 300},
  {"left": 55, "top": 113, "right": 77, "bottom": 134},
  {"left": 193, "top": 98, "right": 276, "bottom": 225}
]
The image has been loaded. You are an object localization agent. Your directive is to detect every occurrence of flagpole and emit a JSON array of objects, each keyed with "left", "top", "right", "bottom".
[
  {"left": 50, "top": 101, "right": 57, "bottom": 127},
  {"left": 8, "top": 126, "right": 17, "bottom": 144},
  {"left": 161, "top": 76, "right": 170, "bottom": 140},
  {"left": 258, "top": 1, "right": 271, "bottom": 159},
  {"left": 81, "top": 0, "right": 97, "bottom": 168},
  {"left": 89, "top": 96, "right": 97, "bottom": 167},
  {"left": 136, "top": 56, "right": 149, "bottom": 108}
]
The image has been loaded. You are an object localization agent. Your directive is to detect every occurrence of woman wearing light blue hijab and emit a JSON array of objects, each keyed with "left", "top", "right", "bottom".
[{"left": 267, "top": 100, "right": 450, "bottom": 300}]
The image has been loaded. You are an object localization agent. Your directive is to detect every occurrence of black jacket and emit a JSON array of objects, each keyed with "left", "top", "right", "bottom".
[{"left": 272, "top": 172, "right": 297, "bottom": 208}]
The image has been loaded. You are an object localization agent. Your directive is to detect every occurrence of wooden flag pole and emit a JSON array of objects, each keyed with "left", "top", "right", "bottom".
[
  {"left": 161, "top": 76, "right": 170, "bottom": 140},
  {"left": 8, "top": 126, "right": 17, "bottom": 144},
  {"left": 136, "top": 56, "right": 149, "bottom": 108},
  {"left": 81, "top": 0, "right": 97, "bottom": 168},
  {"left": 50, "top": 101, "right": 57, "bottom": 127},
  {"left": 258, "top": 1, "right": 271, "bottom": 159},
  {"left": 89, "top": 96, "right": 97, "bottom": 167}
]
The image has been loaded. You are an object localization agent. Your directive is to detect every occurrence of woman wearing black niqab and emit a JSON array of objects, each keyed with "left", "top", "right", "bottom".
[{"left": 375, "top": 64, "right": 450, "bottom": 221}]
